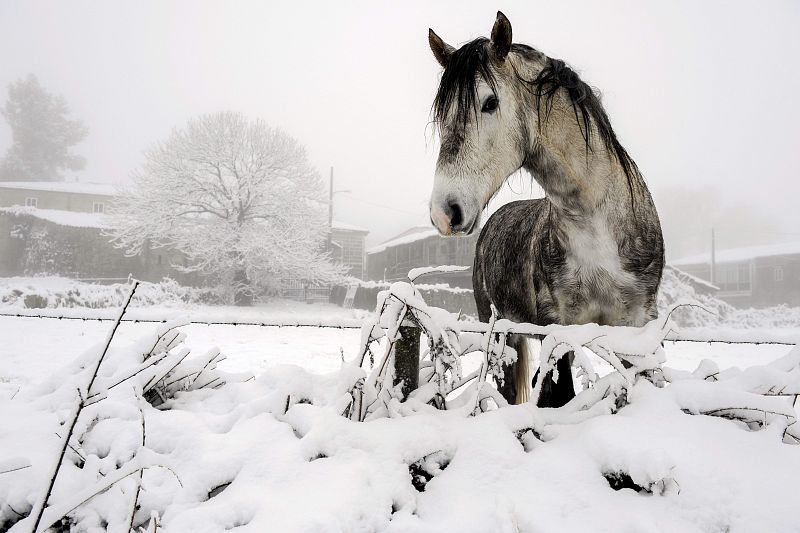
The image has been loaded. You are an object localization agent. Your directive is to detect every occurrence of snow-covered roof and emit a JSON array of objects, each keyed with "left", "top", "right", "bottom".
[
  {"left": 664, "top": 264, "right": 720, "bottom": 292},
  {"left": 331, "top": 220, "right": 369, "bottom": 233},
  {"left": 0, "top": 181, "right": 118, "bottom": 196},
  {"left": 368, "top": 226, "right": 439, "bottom": 254},
  {"left": 0, "top": 206, "right": 109, "bottom": 229},
  {"left": 671, "top": 241, "right": 800, "bottom": 266}
]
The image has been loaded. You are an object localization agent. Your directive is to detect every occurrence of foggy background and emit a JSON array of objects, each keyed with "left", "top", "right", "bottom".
[{"left": 1, "top": 0, "right": 798, "bottom": 257}]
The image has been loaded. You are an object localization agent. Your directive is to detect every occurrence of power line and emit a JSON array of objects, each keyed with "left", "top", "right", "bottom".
[{"left": 338, "top": 194, "right": 423, "bottom": 217}]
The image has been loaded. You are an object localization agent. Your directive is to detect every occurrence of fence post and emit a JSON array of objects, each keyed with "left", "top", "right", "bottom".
[{"left": 393, "top": 324, "right": 420, "bottom": 401}]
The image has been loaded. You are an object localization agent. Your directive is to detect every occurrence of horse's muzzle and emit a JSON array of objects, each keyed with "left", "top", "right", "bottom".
[{"left": 430, "top": 196, "right": 476, "bottom": 236}]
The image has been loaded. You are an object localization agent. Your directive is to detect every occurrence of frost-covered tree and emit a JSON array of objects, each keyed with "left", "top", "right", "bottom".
[
  {"left": 0, "top": 74, "right": 88, "bottom": 181},
  {"left": 109, "top": 111, "right": 342, "bottom": 305}
]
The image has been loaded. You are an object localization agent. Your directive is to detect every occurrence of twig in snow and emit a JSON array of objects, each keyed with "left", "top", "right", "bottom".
[
  {"left": 126, "top": 394, "right": 147, "bottom": 533},
  {"left": 25, "top": 281, "right": 139, "bottom": 533},
  {"left": 52, "top": 432, "right": 86, "bottom": 463},
  {"left": 0, "top": 463, "right": 31, "bottom": 476}
]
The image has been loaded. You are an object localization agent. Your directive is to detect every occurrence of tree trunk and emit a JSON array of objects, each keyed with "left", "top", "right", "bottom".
[{"left": 232, "top": 268, "right": 253, "bottom": 306}]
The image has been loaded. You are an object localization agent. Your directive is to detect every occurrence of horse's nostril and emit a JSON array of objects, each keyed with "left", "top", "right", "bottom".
[{"left": 448, "top": 200, "right": 463, "bottom": 229}]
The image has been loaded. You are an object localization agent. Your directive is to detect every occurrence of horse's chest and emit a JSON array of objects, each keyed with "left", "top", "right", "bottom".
[{"left": 550, "top": 225, "right": 640, "bottom": 325}]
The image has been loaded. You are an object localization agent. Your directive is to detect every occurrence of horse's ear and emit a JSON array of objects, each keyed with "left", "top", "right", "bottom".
[
  {"left": 429, "top": 28, "right": 454, "bottom": 68},
  {"left": 490, "top": 11, "right": 512, "bottom": 61}
]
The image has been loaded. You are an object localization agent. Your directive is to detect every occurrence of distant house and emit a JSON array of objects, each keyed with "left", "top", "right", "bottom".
[
  {"left": 0, "top": 181, "right": 193, "bottom": 283},
  {"left": 367, "top": 226, "right": 478, "bottom": 288},
  {"left": 330, "top": 220, "right": 369, "bottom": 280},
  {"left": 0, "top": 181, "right": 116, "bottom": 213},
  {"left": 671, "top": 242, "right": 800, "bottom": 308}
]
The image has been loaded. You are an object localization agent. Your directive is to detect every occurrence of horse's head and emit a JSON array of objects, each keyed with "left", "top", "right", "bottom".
[
  {"left": 428, "top": 12, "right": 531, "bottom": 236},
  {"left": 428, "top": 12, "right": 641, "bottom": 233}
]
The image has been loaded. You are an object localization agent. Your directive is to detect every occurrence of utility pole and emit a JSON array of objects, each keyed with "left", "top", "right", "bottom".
[
  {"left": 711, "top": 227, "right": 716, "bottom": 285},
  {"left": 326, "top": 167, "right": 352, "bottom": 257},
  {"left": 328, "top": 167, "right": 334, "bottom": 253}
]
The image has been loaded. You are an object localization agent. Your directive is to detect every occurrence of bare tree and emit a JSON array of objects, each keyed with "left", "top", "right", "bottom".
[
  {"left": 109, "top": 111, "right": 342, "bottom": 305},
  {"left": 0, "top": 74, "right": 88, "bottom": 181}
]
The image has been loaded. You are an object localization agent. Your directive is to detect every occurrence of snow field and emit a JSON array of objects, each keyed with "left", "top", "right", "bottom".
[{"left": 1, "top": 294, "right": 800, "bottom": 532}]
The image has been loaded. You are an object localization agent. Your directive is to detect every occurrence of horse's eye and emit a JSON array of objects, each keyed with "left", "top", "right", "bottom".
[{"left": 481, "top": 95, "right": 499, "bottom": 114}]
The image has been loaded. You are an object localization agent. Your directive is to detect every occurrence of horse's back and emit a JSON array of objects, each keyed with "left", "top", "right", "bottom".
[{"left": 473, "top": 199, "right": 551, "bottom": 323}]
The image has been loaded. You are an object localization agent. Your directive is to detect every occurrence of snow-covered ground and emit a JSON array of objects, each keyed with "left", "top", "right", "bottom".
[{"left": 2, "top": 280, "right": 800, "bottom": 532}]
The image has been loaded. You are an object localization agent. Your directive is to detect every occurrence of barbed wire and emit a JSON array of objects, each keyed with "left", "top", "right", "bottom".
[
  {"left": 1, "top": 310, "right": 798, "bottom": 345},
  {"left": 0, "top": 311, "right": 362, "bottom": 329}
]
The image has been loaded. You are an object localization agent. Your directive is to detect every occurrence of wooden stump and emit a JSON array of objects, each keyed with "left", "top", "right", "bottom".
[{"left": 393, "top": 325, "right": 420, "bottom": 400}]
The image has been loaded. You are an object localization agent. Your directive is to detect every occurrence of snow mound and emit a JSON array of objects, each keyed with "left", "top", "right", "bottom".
[{"left": 658, "top": 266, "right": 800, "bottom": 328}]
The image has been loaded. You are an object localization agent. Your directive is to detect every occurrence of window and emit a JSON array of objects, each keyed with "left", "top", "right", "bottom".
[
  {"left": 774, "top": 266, "right": 784, "bottom": 282},
  {"left": 718, "top": 262, "right": 751, "bottom": 292},
  {"left": 25, "top": 197, "right": 37, "bottom": 208},
  {"left": 738, "top": 263, "right": 751, "bottom": 290},
  {"left": 93, "top": 202, "right": 105, "bottom": 214}
]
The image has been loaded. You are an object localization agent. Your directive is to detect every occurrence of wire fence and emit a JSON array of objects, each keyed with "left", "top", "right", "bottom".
[{"left": 1, "top": 310, "right": 799, "bottom": 346}]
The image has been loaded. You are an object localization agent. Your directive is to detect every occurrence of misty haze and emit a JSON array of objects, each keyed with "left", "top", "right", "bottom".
[{"left": 1, "top": 2, "right": 799, "bottom": 532}]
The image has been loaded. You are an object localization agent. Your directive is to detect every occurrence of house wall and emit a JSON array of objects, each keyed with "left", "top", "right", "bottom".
[
  {"left": 675, "top": 253, "right": 800, "bottom": 308},
  {"left": 0, "top": 211, "right": 201, "bottom": 284},
  {"left": 752, "top": 255, "right": 800, "bottom": 307},
  {"left": 331, "top": 228, "right": 367, "bottom": 279},
  {"left": 0, "top": 188, "right": 113, "bottom": 212}
]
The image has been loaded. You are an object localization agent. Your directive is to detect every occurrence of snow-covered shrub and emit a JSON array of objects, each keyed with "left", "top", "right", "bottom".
[
  {"left": 137, "top": 320, "right": 251, "bottom": 407},
  {"left": 337, "top": 276, "right": 678, "bottom": 421},
  {"left": 0, "top": 286, "right": 251, "bottom": 532},
  {"left": 22, "top": 293, "right": 47, "bottom": 309},
  {"left": 0, "top": 277, "right": 226, "bottom": 309}
]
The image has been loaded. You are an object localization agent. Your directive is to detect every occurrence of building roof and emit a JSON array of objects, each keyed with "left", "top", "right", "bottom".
[
  {"left": 331, "top": 220, "right": 369, "bottom": 233},
  {"left": 368, "top": 226, "right": 439, "bottom": 254},
  {"left": 0, "top": 206, "right": 109, "bottom": 228},
  {"left": 671, "top": 241, "right": 800, "bottom": 266},
  {"left": 664, "top": 264, "right": 719, "bottom": 292},
  {"left": 0, "top": 181, "right": 118, "bottom": 196}
]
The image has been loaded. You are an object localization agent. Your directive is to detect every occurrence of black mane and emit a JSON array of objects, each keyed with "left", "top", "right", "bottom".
[
  {"left": 433, "top": 38, "right": 497, "bottom": 133},
  {"left": 432, "top": 39, "right": 640, "bottom": 188}
]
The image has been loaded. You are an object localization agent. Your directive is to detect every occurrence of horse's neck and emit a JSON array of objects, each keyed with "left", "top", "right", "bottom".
[
  {"left": 524, "top": 134, "right": 638, "bottom": 252},
  {"left": 527, "top": 137, "right": 630, "bottom": 214},
  {"left": 526, "top": 117, "right": 640, "bottom": 238}
]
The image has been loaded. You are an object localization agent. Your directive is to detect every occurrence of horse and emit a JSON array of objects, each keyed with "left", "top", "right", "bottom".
[{"left": 427, "top": 12, "right": 664, "bottom": 407}]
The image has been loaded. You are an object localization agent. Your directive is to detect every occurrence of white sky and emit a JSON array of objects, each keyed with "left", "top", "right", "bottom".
[{"left": 1, "top": 0, "right": 798, "bottom": 258}]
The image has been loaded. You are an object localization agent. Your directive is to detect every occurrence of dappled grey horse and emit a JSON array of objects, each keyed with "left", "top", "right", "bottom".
[{"left": 428, "top": 12, "right": 664, "bottom": 406}]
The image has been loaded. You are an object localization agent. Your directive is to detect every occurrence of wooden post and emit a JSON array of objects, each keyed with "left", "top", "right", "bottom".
[{"left": 393, "top": 325, "right": 420, "bottom": 400}]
